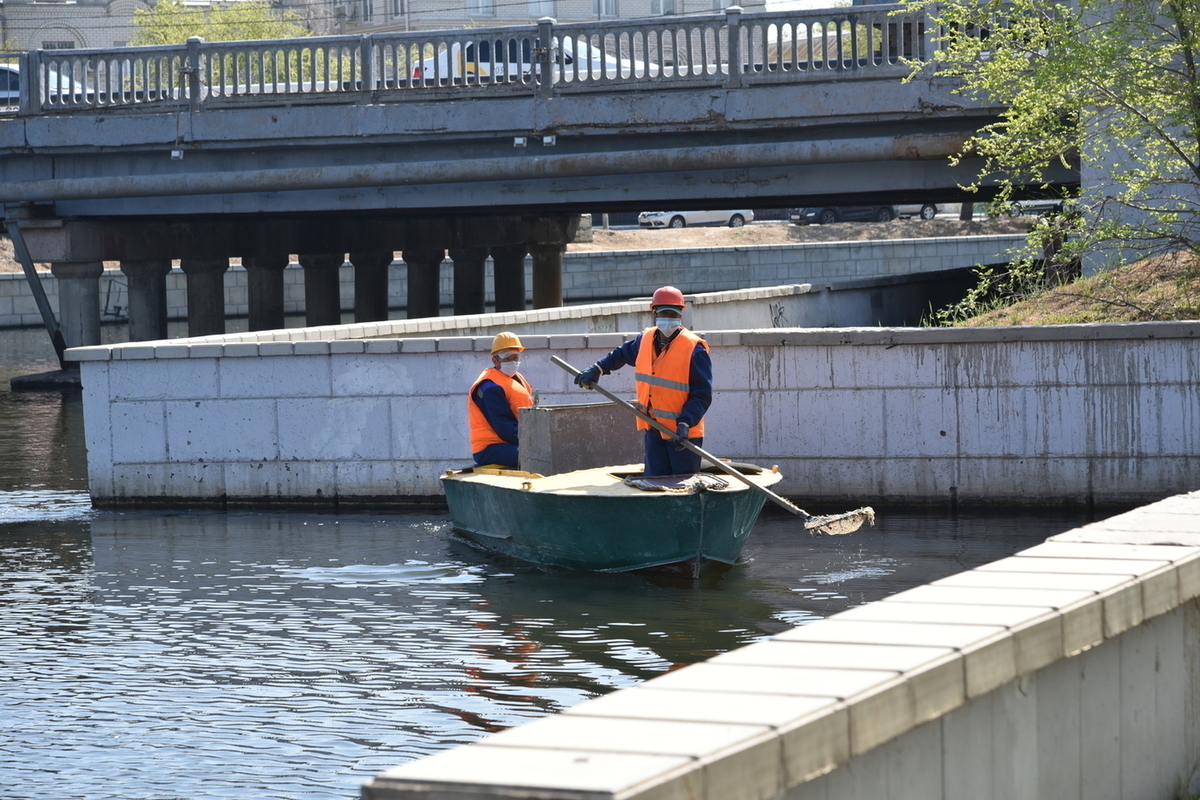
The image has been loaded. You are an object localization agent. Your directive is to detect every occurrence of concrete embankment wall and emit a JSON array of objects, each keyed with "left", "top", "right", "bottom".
[
  {"left": 363, "top": 493, "right": 1200, "bottom": 800},
  {"left": 70, "top": 286, "right": 1200, "bottom": 508},
  {"left": 1, "top": 233, "right": 1022, "bottom": 329}
]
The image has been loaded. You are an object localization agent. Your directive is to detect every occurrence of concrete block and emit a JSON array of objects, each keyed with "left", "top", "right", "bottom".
[
  {"left": 258, "top": 342, "right": 295, "bottom": 357},
  {"left": 278, "top": 397, "right": 392, "bottom": 460},
  {"left": 889, "top": 583, "right": 1097, "bottom": 609},
  {"left": 933, "top": 568, "right": 1134, "bottom": 594},
  {"left": 833, "top": 600, "right": 1052, "bottom": 630},
  {"left": 847, "top": 678, "right": 912, "bottom": 755},
  {"left": 566, "top": 686, "right": 835, "bottom": 728},
  {"left": 774, "top": 619, "right": 1005, "bottom": 651},
  {"left": 710, "top": 639, "right": 952, "bottom": 675},
  {"left": 1176, "top": 552, "right": 1200, "bottom": 600},
  {"left": 224, "top": 460, "right": 338, "bottom": 500},
  {"left": 437, "top": 337, "right": 475, "bottom": 352},
  {"left": 165, "top": 398, "right": 278, "bottom": 461},
  {"left": 1101, "top": 583, "right": 1145, "bottom": 638},
  {"left": 642, "top": 662, "right": 897, "bottom": 701},
  {"left": 188, "top": 344, "right": 224, "bottom": 359},
  {"left": 1008, "top": 614, "right": 1063, "bottom": 675},
  {"left": 959, "top": 632, "right": 1018, "bottom": 699},
  {"left": 110, "top": 461, "right": 225, "bottom": 500},
  {"left": 1140, "top": 564, "right": 1181, "bottom": 620},
  {"left": 905, "top": 653, "right": 966, "bottom": 724},
  {"left": 778, "top": 705, "right": 850, "bottom": 785},
  {"left": 109, "top": 358, "right": 219, "bottom": 401},
  {"left": 223, "top": 343, "right": 260, "bottom": 358},
  {"left": 479, "top": 714, "right": 773, "bottom": 760},
  {"left": 110, "top": 401, "right": 167, "bottom": 463},
  {"left": 219, "top": 354, "right": 331, "bottom": 399},
  {"left": 699, "top": 732, "right": 785, "bottom": 800},
  {"left": 1053, "top": 594, "right": 1102, "bottom": 657},
  {"left": 364, "top": 744, "right": 694, "bottom": 800},
  {"left": 294, "top": 341, "right": 331, "bottom": 355},
  {"left": 391, "top": 395, "right": 468, "bottom": 460}
]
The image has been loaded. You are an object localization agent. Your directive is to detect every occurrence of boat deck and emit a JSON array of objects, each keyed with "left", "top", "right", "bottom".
[{"left": 449, "top": 463, "right": 783, "bottom": 498}]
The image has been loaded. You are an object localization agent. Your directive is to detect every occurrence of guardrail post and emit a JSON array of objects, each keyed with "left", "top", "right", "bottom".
[
  {"left": 360, "top": 35, "right": 375, "bottom": 90},
  {"left": 725, "top": 5, "right": 742, "bottom": 89},
  {"left": 537, "top": 17, "right": 556, "bottom": 100},
  {"left": 20, "top": 50, "right": 42, "bottom": 115},
  {"left": 185, "top": 36, "right": 203, "bottom": 112}
]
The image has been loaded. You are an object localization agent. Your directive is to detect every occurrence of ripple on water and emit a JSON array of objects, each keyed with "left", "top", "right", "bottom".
[{"left": 0, "top": 489, "right": 93, "bottom": 524}]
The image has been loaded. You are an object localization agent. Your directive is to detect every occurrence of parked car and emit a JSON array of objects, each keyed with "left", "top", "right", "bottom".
[
  {"left": 0, "top": 62, "right": 85, "bottom": 110},
  {"left": 896, "top": 203, "right": 940, "bottom": 221},
  {"left": 638, "top": 209, "right": 753, "bottom": 228},
  {"left": 1001, "top": 199, "right": 1065, "bottom": 216},
  {"left": 789, "top": 205, "right": 896, "bottom": 225},
  {"left": 413, "top": 36, "right": 640, "bottom": 83}
]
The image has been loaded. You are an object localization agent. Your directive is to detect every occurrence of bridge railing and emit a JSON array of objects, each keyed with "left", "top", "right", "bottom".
[{"left": 17, "top": 3, "right": 932, "bottom": 114}]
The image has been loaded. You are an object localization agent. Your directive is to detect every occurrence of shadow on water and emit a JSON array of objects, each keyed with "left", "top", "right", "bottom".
[{"left": 0, "top": 325, "right": 1120, "bottom": 800}]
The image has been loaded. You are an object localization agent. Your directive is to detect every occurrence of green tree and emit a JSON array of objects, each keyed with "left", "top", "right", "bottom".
[
  {"left": 131, "top": 0, "right": 310, "bottom": 46},
  {"left": 903, "top": 0, "right": 1200, "bottom": 322}
]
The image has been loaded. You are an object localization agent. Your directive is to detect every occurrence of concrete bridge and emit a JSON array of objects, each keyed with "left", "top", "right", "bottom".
[{"left": 0, "top": 4, "right": 1076, "bottom": 353}]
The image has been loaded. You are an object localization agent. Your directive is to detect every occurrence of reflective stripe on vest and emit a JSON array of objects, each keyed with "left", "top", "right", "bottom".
[
  {"left": 634, "top": 328, "right": 708, "bottom": 438},
  {"left": 468, "top": 368, "right": 535, "bottom": 453}
]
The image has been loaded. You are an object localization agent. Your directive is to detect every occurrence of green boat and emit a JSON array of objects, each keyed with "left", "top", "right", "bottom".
[{"left": 440, "top": 462, "right": 783, "bottom": 576}]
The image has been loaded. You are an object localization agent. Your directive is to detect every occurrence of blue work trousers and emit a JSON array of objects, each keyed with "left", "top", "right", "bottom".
[{"left": 643, "top": 430, "right": 703, "bottom": 476}]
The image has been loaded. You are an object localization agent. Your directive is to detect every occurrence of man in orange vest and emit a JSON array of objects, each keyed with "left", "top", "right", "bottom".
[
  {"left": 468, "top": 332, "right": 536, "bottom": 469},
  {"left": 574, "top": 286, "right": 712, "bottom": 476}
]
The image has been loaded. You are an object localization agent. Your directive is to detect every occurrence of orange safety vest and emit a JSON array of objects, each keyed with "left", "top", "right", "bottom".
[
  {"left": 468, "top": 368, "right": 535, "bottom": 453},
  {"left": 634, "top": 328, "right": 709, "bottom": 438}
]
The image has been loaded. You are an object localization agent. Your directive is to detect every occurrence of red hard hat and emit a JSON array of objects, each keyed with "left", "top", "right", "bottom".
[{"left": 649, "top": 286, "right": 686, "bottom": 310}]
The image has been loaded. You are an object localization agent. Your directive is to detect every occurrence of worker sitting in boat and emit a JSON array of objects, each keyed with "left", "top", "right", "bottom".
[
  {"left": 468, "top": 332, "right": 536, "bottom": 470},
  {"left": 574, "top": 286, "right": 712, "bottom": 477}
]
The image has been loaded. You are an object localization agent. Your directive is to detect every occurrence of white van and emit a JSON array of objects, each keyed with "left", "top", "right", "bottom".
[{"left": 412, "top": 36, "right": 637, "bottom": 83}]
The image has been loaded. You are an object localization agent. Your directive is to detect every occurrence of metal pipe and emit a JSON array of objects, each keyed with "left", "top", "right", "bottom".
[
  {"left": 0, "top": 133, "right": 972, "bottom": 203},
  {"left": 6, "top": 221, "right": 66, "bottom": 368}
]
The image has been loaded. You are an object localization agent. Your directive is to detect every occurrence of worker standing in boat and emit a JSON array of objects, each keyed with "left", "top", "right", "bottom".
[
  {"left": 468, "top": 332, "right": 535, "bottom": 470},
  {"left": 574, "top": 286, "right": 712, "bottom": 476}
]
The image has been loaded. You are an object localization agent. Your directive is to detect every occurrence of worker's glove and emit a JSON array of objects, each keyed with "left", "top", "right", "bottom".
[
  {"left": 672, "top": 422, "right": 690, "bottom": 442},
  {"left": 575, "top": 364, "right": 603, "bottom": 389}
]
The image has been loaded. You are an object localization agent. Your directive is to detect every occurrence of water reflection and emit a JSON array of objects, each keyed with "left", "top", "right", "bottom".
[{"left": 0, "top": 326, "right": 1113, "bottom": 800}]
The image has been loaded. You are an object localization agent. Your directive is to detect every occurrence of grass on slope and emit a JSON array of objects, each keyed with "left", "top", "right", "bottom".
[{"left": 958, "top": 250, "right": 1200, "bottom": 326}]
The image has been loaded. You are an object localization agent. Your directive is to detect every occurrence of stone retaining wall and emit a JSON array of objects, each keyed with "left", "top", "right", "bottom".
[{"left": 70, "top": 286, "right": 1200, "bottom": 508}]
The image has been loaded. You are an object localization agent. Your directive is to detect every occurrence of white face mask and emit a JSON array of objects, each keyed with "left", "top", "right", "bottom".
[
  {"left": 498, "top": 360, "right": 521, "bottom": 376},
  {"left": 656, "top": 317, "right": 683, "bottom": 335}
]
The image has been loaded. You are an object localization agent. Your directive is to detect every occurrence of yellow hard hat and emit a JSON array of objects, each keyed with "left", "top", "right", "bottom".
[{"left": 491, "top": 331, "right": 525, "bottom": 354}]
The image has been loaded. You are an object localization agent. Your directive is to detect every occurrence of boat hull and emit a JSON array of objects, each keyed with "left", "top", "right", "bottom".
[{"left": 440, "top": 464, "right": 780, "bottom": 573}]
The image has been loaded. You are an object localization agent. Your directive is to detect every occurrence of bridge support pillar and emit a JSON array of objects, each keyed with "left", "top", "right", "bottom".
[
  {"left": 350, "top": 251, "right": 393, "bottom": 323},
  {"left": 181, "top": 258, "right": 230, "bottom": 337},
  {"left": 449, "top": 247, "right": 489, "bottom": 316},
  {"left": 529, "top": 243, "right": 565, "bottom": 309},
  {"left": 402, "top": 248, "right": 444, "bottom": 319},
  {"left": 245, "top": 255, "right": 290, "bottom": 332},
  {"left": 50, "top": 260, "right": 104, "bottom": 350},
  {"left": 490, "top": 245, "right": 527, "bottom": 313},
  {"left": 120, "top": 259, "right": 171, "bottom": 342},
  {"left": 299, "top": 253, "right": 344, "bottom": 327}
]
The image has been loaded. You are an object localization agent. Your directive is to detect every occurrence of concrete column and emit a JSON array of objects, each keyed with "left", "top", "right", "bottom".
[
  {"left": 245, "top": 254, "right": 289, "bottom": 332},
  {"left": 299, "top": 253, "right": 344, "bottom": 327},
  {"left": 449, "top": 247, "right": 489, "bottom": 316},
  {"left": 529, "top": 243, "right": 565, "bottom": 309},
  {"left": 402, "top": 248, "right": 444, "bottom": 319},
  {"left": 119, "top": 258, "right": 171, "bottom": 342},
  {"left": 180, "top": 258, "right": 230, "bottom": 337},
  {"left": 490, "top": 244, "right": 527, "bottom": 313},
  {"left": 349, "top": 250, "right": 392, "bottom": 323},
  {"left": 50, "top": 260, "right": 104, "bottom": 349}
]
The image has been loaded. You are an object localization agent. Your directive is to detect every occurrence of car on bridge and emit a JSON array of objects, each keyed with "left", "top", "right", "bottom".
[
  {"left": 637, "top": 210, "right": 754, "bottom": 228},
  {"left": 789, "top": 205, "right": 898, "bottom": 225},
  {"left": 1, "top": 62, "right": 86, "bottom": 111},
  {"left": 412, "top": 36, "right": 639, "bottom": 84}
]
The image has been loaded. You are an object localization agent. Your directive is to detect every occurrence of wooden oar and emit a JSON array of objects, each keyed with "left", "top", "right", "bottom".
[{"left": 552, "top": 355, "right": 874, "bottom": 536}]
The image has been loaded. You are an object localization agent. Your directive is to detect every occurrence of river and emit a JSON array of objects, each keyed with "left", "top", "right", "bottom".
[{"left": 0, "top": 324, "right": 1111, "bottom": 800}]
